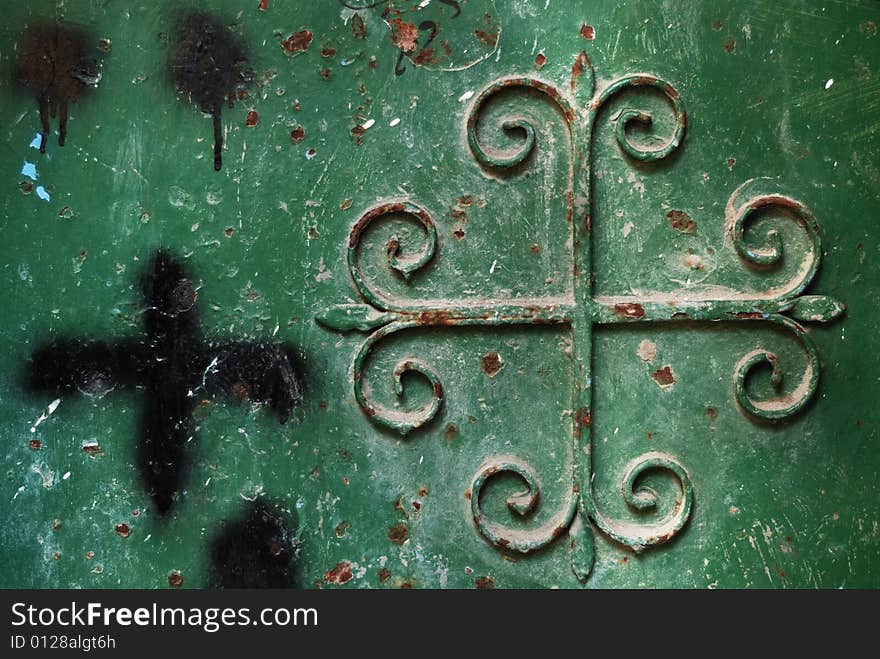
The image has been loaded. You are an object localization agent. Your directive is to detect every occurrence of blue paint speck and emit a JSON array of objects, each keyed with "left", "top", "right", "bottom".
[
  {"left": 21, "top": 161, "right": 38, "bottom": 181},
  {"left": 35, "top": 186, "right": 50, "bottom": 202},
  {"left": 29, "top": 133, "right": 42, "bottom": 149}
]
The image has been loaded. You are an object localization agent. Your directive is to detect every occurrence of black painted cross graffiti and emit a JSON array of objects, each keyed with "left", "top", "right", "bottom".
[{"left": 28, "top": 249, "right": 306, "bottom": 515}]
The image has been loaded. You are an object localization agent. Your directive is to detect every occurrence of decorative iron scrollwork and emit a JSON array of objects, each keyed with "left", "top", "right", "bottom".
[{"left": 317, "top": 53, "right": 845, "bottom": 583}]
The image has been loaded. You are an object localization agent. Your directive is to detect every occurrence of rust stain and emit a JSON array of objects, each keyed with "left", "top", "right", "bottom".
[
  {"left": 115, "top": 523, "right": 131, "bottom": 538},
  {"left": 321, "top": 45, "right": 336, "bottom": 58},
  {"left": 667, "top": 210, "right": 695, "bottom": 233},
  {"left": 474, "top": 575, "right": 496, "bottom": 589},
  {"left": 464, "top": 489, "right": 472, "bottom": 500},
  {"left": 735, "top": 312, "right": 764, "bottom": 319},
  {"left": 614, "top": 303, "right": 646, "bottom": 319},
  {"left": 724, "top": 38, "right": 736, "bottom": 53},
  {"left": 481, "top": 351, "right": 503, "bottom": 377},
  {"left": 651, "top": 365, "right": 676, "bottom": 388},
  {"left": 378, "top": 567, "right": 391, "bottom": 583},
  {"left": 534, "top": 52, "right": 547, "bottom": 70},
  {"left": 574, "top": 407, "right": 592, "bottom": 439},
  {"left": 571, "top": 51, "right": 590, "bottom": 93},
  {"left": 281, "top": 30, "right": 313, "bottom": 54},
  {"left": 323, "top": 561, "right": 353, "bottom": 585},
  {"left": 340, "top": 198, "right": 352, "bottom": 211},
  {"left": 418, "top": 310, "right": 451, "bottom": 325},
  {"left": 167, "top": 571, "right": 183, "bottom": 587},
  {"left": 29, "top": 438, "right": 41, "bottom": 449},
  {"left": 389, "top": 522, "right": 409, "bottom": 545},
  {"left": 352, "top": 13, "right": 367, "bottom": 39},
  {"left": 445, "top": 423, "right": 458, "bottom": 440},
  {"left": 390, "top": 19, "right": 419, "bottom": 52},
  {"left": 245, "top": 110, "right": 259, "bottom": 127},
  {"left": 453, "top": 228, "right": 465, "bottom": 239},
  {"left": 474, "top": 29, "right": 498, "bottom": 46},
  {"left": 706, "top": 406, "right": 718, "bottom": 420},
  {"left": 580, "top": 24, "right": 595, "bottom": 40}
]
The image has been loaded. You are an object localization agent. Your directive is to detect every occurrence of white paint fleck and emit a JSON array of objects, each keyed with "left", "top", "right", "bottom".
[
  {"left": 458, "top": 90, "right": 474, "bottom": 103},
  {"left": 31, "top": 399, "right": 61, "bottom": 433},
  {"left": 389, "top": 117, "right": 401, "bottom": 127},
  {"left": 825, "top": 78, "right": 834, "bottom": 90},
  {"left": 489, "top": 259, "right": 497, "bottom": 274},
  {"left": 636, "top": 339, "right": 657, "bottom": 362},
  {"left": 362, "top": 118, "right": 375, "bottom": 130},
  {"left": 62, "top": 471, "right": 71, "bottom": 480},
  {"left": 621, "top": 221, "right": 635, "bottom": 238}
]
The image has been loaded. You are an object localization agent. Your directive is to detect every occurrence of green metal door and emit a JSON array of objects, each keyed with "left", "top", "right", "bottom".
[{"left": 1, "top": 0, "right": 877, "bottom": 589}]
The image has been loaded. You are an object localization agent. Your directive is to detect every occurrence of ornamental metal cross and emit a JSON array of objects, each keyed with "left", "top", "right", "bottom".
[{"left": 316, "top": 54, "right": 845, "bottom": 582}]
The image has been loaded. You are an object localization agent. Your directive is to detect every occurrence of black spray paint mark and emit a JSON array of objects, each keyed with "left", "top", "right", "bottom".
[
  {"left": 27, "top": 250, "right": 306, "bottom": 515},
  {"left": 14, "top": 21, "right": 101, "bottom": 153},
  {"left": 170, "top": 12, "right": 253, "bottom": 171},
  {"left": 209, "top": 501, "right": 300, "bottom": 588}
]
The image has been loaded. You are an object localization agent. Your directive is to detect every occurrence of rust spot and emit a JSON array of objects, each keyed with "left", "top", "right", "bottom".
[
  {"left": 735, "top": 312, "right": 764, "bottom": 320},
  {"left": 411, "top": 501, "right": 421, "bottom": 512},
  {"left": 85, "top": 551, "right": 94, "bottom": 559},
  {"left": 727, "top": 157, "right": 736, "bottom": 169},
  {"left": 167, "top": 571, "right": 183, "bottom": 587},
  {"left": 474, "top": 29, "right": 498, "bottom": 46},
  {"left": 115, "top": 523, "right": 131, "bottom": 538},
  {"left": 433, "top": 381, "right": 443, "bottom": 398},
  {"left": 389, "top": 522, "right": 409, "bottom": 545},
  {"left": 340, "top": 198, "right": 352, "bottom": 211},
  {"left": 723, "top": 38, "right": 736, "bottom": 53},
  {"left": 529, "top": 243, "right": 541, "bottom": 254},
  {"left": 474, "top": 575, "right": 495, "bottom": 590},
  {"left": 321, "top": 45, "right": 336, "bottom": 58},
  {"left": 378, "top": 567, "right": 391, "bottom": 583},
  {"left": 413, "top": 47, "right": 436, "bottom": 65},
  {"left": 281, "top": 30, "right": 312, "bottom": 54},
  {"left": 574, "top": 407, "right": 592, "bottom": 439},
  {"left": 621, "top": 555, "right": 629, "bottom": 564},
  {"left": 352, "top": 13, "right": 367, "bottom": 39},
  {"left": 571, "top": 51, "right": 590, "bottom": 93},
  {"left": 651, "top": 365, "right": 676, "bottom": 387},
  {"left": 457, "top": 194, "right": 474, "bottom": 207},
  {"left": 224, "top": 227, "right": 234, "bottom": 238},
  {"left": 82, "top": 442, "right": 101, "bottom": 455},
  {"left": 390, "top": 19, "right": 419, "bottom": 52},
  {"left": 418, "top": 486, "right": 429, "bottom": 497},
  {"left": 399, "top": 581, "right": 413, "bottom": 589},
  {"left": 450, "top": 208, "right": 467, "bottom": 223},
  {"left": 667, "top": 210, "right": 695, "bottom": 233},
  {"left": 394, "top": 495, "right": 409, "bottom": 519},
  {"left": 232, "top": 382, "right": 248, "bottom": 401},
  {"left": 319, "top": 67, "right": 331, "bottom": 80},
  {"left": 445, "top": 423, "right": 458, "bottom": 440},
  {"left": 861, "top": 20, "right": 877, "bottom": 37},
  {"left": 453, "top": 228, "right": 465, "bottom": 240},
  {"left": 614, "top": 303, "right": 646, "bottom": 319},
  {"left": 132, "top": 509, "right": 140, "bottom": 517},
  {"left": 351, "top": 124, "right": 365, "bottom": 145},
  {"left": 29, "top": 438, "right": 42, "bottom": 449},
  {"left": 534, "top": 52, "right": 546, "bottom": 70},
  {"left": 481, "top": 351, "right": 503, "bottom": 377},
  {"left": 258, "top": 0, "right": 268, "bottom": 10},
  {"left": 418, "top": 310, "right": 451, "bottom": 325},
  {"left": 580, "top": 24, "right": 595, "bottom": 40},
  {"left": 464, "top": 489, "right": 472, "bottom": 500},
  {"left": 712, "top": 19, "right": 723, "bottom": 31},
  {"left": 323, "top": 561, "right": 353, "bottom": 585},
  {"left": 671, "top": 312, "right": 690, "bottom": 320},
  {"left": 334, "top": 520, "right": 350, "bottom": 538},
  {"left": 245, "top": 110, "right": 259, "bottom": 127},
  {"left": 646, "top": 432, "right": 654, "bottom": 440},
  {"left": 706, "top": 406, "right": 718, "bottom": 420},
  {"left": 290, "top": 125, "right": 305, "bottom": 143}
]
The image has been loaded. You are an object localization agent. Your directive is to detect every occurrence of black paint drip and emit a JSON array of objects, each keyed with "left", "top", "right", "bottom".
[
  {"left": 170, "top": 13, "right": 252, "bottom": 171},
  {"left": 15, "top": 21, "right": 100, "bottom": 153},
  {"left": 27, "top": 250, "right": 306, "bottom": 515},
  {"left": 209, "top": 501, "right": 300, "bottom": 588}
]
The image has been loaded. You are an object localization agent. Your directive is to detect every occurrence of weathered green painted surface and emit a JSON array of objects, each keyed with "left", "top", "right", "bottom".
[{"left": 1, "top": 0, "right": 878, "bottom": 588}]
